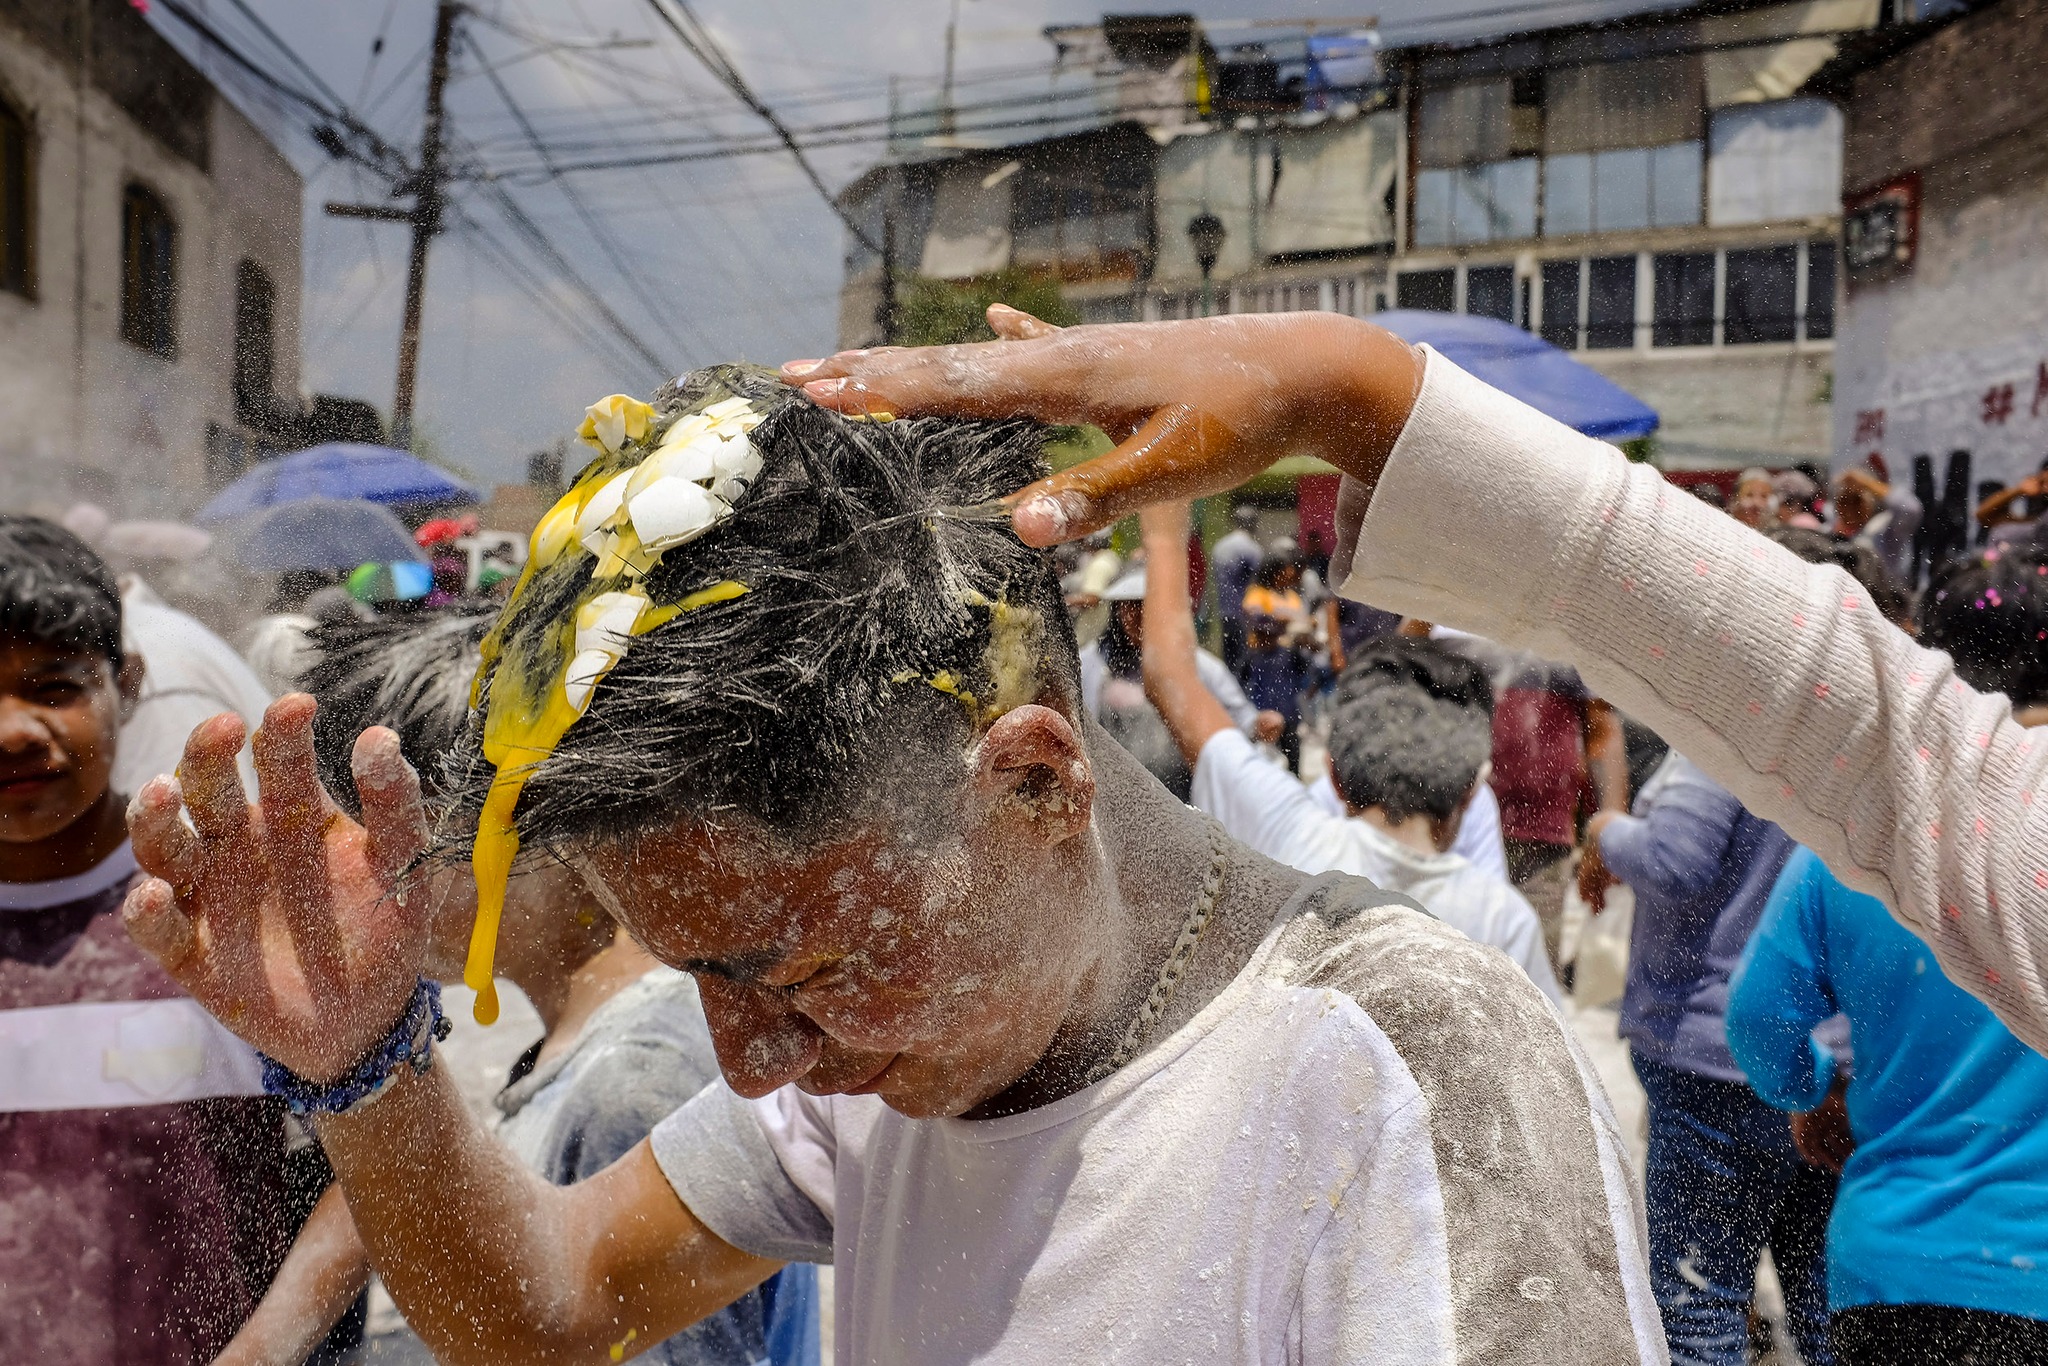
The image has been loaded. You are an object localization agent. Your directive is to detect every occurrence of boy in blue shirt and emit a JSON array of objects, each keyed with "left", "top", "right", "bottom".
[{"left": 1729, "top": 543, "right": 2048, "bottom": 1365}]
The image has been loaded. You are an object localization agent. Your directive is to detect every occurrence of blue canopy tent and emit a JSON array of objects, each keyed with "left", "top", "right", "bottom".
[
  {"left": 198, "top": 443, "right": 477, "bottom": 525},
  {"left": 1373, "top": 310, "right": 1660, "bottom": 442}
]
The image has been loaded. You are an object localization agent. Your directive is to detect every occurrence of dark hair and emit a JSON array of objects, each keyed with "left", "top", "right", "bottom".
[
  {"left": 448, "top": 365, "right": 1076, "bottom": 850},
  {"left": 0, "top": 515, "right": 122, "bottom": 667},
  {"left": 1326, "top": 637, "right": 1494, "bottom": 823},
  {"left": 1252, "top": 545, "right": 1303, "bottom": 590},
  {"left": 1920, "top": 544, "right": 2048, "bottom": 709},
  {"left": 297, "top": 607, "right": 497, "bottom": 819},
  {"left": 1762, "top": 525, "right": 1913, "bottom": 627}
]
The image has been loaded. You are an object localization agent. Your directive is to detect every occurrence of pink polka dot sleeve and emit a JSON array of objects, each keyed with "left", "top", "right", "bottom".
[{"left": 1340, "top": 348, "right": 2048, "bottom": 1054}]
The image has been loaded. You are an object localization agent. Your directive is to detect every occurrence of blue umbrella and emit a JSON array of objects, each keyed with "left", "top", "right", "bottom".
[
  {"left": 1374, "top": 310, "right": 1660, "bottom": 441},
  {"left": 227, "top": 497, "right": 431, "bottom": 572},
  {"left": 198, "top": 443, "right": 477, "bottom": 524}
]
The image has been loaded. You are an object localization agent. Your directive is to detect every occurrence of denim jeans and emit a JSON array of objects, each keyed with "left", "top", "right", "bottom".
[{"left": 1634, "top": 1052, "right": 1837, "bottom": 1366}]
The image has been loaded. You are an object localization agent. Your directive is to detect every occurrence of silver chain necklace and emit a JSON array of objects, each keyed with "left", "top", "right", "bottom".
[{"left": 1084, "top": 822, "right": 1231, "bottom": 1086}]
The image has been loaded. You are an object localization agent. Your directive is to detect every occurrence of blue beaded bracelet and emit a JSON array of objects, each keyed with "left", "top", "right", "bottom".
[{"left": 259, "top": 978, "right": 452, "bottom": 1118}]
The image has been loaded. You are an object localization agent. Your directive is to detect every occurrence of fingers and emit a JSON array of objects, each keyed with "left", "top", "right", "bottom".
[
  {"left": 353, "top": 727, "right": 429, "bottom": 889},
  {"left": 179, "top": 712, "right": 253, "bottom": 843},
  {"left": 121, "top": 877, "right": 202, "bottom": 983},
  {"left": 1007, "top": 405, "right": 1244, "bottom": 547},
  {"left": 986, "top": 303, "right": 1062, "bottom": 341},
  {"left": 128, "top": 776, "right": 201, "bottom": 891},
  {"left": 251, "top": 695, "right": 348, "bottom": 995},
  {"left": 780, "top": 333, "right": 1120, "bottom": 428}
]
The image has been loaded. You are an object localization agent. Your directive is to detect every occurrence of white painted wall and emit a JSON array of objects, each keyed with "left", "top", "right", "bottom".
[{"left": 0, "top": 23, "right": 302, "bottom": 521}]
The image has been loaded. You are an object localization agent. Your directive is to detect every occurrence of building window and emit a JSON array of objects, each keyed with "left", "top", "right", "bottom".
[
  {"left": 1395, "top": 268, "right": 1454, "bottom": 313},
  {"left": 1539, "top": 258, "right": 1581, "bottom": 349},
  {"left": 0, "top": 96, "right": 29, "bottom": 299},
  {"left": 1652, "top": 252, "right": 1716, "bottom": 348},
  {"left": 233, "top": 259, "right": 275, "bottom": 420},
  {"left": 1723, "top": 245, "right": 1798, "bottom": 345},
  {"left": 1465, "top": 264, "right": 1515, "bottom": 323},
  {"left": 1707, "top": 98, "right": 1843, "bottom": 228},
  {"left": 1586, "top": 254, "right": 1636, "bottom": 350},
  {"left": 1805, "top": 241, "right": 1836, "bottom": 341},
  {"left": 1415, "top": 159, "right": 1539, "bottom": 247},
  {"left": 1543, "top": 142, "right": 1701, "bottom": 237},
  {"left": 120, "top": 183, "right": 176, "bottom": 357}
]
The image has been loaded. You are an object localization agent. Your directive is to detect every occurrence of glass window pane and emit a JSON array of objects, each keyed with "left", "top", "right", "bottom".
[
  {"left": 1466, "top": 264, "right": 1516, "bottom": 322},
  {"left": 1544, "top": 153, "right": 1592, "bottom": 238},
  {"left": 1415, "top": 169, "right": 1454, "bottom": 248},
  {"left": 1586, "top": 254, "right": 1637, "bottom": 350},
  {"left": 1396, "top": 268, "right": 1455, "bottom": 313},
  {"left": 1724, "top": 245, "right": 1798, "bottom": 344},
  {"left": 1805, "top": 241, "right": 1836, "bottom": 341},
  {"left": 1593, "top": 147, "right": 1651, "bottom": 233},
  {"left": 1652, "top": 251, "right": 1717, "bottom": 347},
  {"left": 1650, "top": 141, "right": 1703, "bottom": 228},
  {"left": 1540, "top": 258, "right": 1581, "bottom": 349},
  {"left": 1486, "top": 158, "right": 1539, "bottom": 242},
  {"left": 1450, "top": 166, "right": 1492, "bottom": 245}
]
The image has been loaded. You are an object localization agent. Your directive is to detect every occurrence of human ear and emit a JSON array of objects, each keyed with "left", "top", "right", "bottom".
[
  {"left": 115, "top": 652, "right": 146, "bottom": 723},
  {"left": 971, "top": 703, "right": 1094, "bottom": 845}
]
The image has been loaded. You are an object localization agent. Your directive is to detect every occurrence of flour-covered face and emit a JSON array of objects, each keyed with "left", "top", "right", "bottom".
[{"left": 581, "top": 703, "right": 1100, "bottom": 1119}]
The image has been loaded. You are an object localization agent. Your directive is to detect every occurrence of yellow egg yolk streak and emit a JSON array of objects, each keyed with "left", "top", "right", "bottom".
[{"left": 465, "top": 565, "right": 746, "bottom": 1024}]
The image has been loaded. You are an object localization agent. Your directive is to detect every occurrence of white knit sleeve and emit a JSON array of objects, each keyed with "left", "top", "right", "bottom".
[{"left": 1339, "top": 347, "right": 2048, "bottom": 1054}]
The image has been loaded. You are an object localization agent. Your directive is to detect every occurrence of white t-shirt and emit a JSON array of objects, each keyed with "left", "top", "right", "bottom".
[
  {"left": 1308, "top": 766, "right": 1512, "bottom": 884},
  {"left": 1200, "top": 732, "right": 1561, "bottom": 1003},
  {"left": 115, "top": 579, "right": 271, "bottom": 796},
  {"left": 653, "top": 876, "right": 1660, "bottom": 1365}
]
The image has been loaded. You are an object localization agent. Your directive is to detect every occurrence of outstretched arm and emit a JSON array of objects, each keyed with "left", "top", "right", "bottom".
[
  {"left": 1137, "top": 500, "right": 1237, "bottom": 766},
  {"left": 123, "top": 699, "right": 776, "bottom": 1364},
  {"left": 787, "top": 307, "right": 2048, "bottom": 1056}
]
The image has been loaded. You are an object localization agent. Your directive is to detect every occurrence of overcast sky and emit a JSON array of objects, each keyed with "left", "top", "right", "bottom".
[{"left": 156, "top": 0, "right": 1683, "bottom": 487}]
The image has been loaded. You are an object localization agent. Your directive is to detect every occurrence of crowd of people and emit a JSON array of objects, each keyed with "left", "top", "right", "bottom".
[{"left": 4, "top": 309, "right": 2048, "bottom": 1363}]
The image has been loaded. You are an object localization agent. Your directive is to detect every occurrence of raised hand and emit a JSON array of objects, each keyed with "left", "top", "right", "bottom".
[
  {"left": 122, "top": 695, "right": 443, "bottom": 1082},
  {"left": 782, "top": 305, "right": 1426, "bottom": 549}
]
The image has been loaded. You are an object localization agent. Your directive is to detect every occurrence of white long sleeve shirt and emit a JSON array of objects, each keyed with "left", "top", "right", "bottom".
[{"left": 1339, "top": 349, "right": 2048, "bottom": 1055}]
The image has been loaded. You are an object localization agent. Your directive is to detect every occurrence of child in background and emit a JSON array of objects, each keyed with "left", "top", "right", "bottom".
[
  {"left": 1729, "top": 543, "right": 2048, "bottom": 1366},
  {"left": 0, "top": 515, "right": 301, "bottom": 1362},
  {"left": 215, "top": 609, "right": 819, "bottom": 1366}
]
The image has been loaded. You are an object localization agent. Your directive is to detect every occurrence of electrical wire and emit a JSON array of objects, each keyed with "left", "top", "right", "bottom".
[
  {"left": 463, "top": 24, "right": 705, "bottom": 366},
  {"left": 638, "top": 0, "right": 883, "bottom": 255}
]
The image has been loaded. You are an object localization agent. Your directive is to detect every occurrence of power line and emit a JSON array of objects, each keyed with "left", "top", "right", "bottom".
[
  {"left": 638, "top": 0, "right": 883, "bottom": 254},
  {"left": 463, "top": 24, "right": 703, "bottom": 367}
]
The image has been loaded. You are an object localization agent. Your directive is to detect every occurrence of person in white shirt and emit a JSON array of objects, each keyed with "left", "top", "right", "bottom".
[
  {"left": 1137, "top": 509, "right": 1560, "bottom": 1003},
  {"left": 1309, "top": 751, "right": 1512, "bottom": 882},
  {"left": 1078, "top": 563, "right": 1266, "bottom": 799},
  {"left": 124, "top": 366, "right": 1660, "bottom": 1365},
  {"left": 115, "top": 576, "right": 271, "bottom": 795},
  {"left": 784, "top": 303, "right": 2048, "bottom": 1062}
]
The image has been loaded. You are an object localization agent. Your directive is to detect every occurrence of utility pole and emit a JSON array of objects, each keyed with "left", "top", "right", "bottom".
[
  {"left": 939, "top": 0, "right": 961, "bottom": 138},
  {"left": 392, "top": 0, "right": 459, "bottom": 449},
  {"left": 331, "top": 1, "right": 460, "bottom": 449}
]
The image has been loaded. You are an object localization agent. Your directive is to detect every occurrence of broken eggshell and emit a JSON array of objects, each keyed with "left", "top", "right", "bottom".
[{"left": 627, "top": 477, "right": 729, "bottom": 552}]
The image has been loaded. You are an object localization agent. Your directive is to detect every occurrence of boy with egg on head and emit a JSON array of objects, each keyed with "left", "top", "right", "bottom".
[{"left": 123, "top": 364, "right": 1660, "bottom": 1364}]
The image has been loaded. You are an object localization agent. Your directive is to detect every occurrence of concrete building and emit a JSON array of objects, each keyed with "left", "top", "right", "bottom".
[
  {"left": 0, "top": 0, "right": 305, "bottom": 519},
  {"left": 833, "top": 2, "right": 1936, "bottom": 475},
  {"left": 1822, "top": 0, "right": 2042, "bottom": 576}
]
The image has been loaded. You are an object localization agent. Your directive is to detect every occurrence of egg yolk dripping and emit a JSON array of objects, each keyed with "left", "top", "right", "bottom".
[{"left": 465, "top": 389, "right": 760, "bottom": 1024}]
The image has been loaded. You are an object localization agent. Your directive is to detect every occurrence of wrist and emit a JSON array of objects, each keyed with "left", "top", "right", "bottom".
[{"left": 260, "top": 979, "right": 450, "bottom": 1118}]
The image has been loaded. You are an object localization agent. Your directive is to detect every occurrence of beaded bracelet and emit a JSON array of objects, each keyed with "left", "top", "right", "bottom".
[{"left": 259, "top": 978, "right": 452, "bottom": 1118}]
